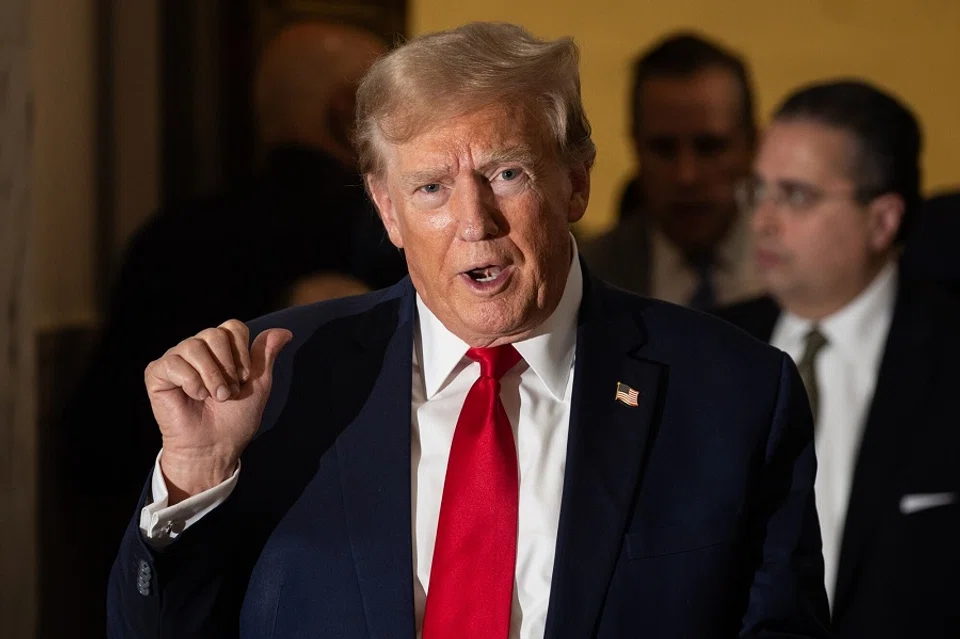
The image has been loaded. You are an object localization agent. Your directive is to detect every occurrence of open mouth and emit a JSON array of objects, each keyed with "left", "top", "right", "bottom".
[{"left": 466, "top": 265, "right": 504, "bottom": 283}]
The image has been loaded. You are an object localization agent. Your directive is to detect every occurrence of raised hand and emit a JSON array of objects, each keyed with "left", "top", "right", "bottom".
[{"left": 144, "top": 319, "right": 293, "bottom": 503}]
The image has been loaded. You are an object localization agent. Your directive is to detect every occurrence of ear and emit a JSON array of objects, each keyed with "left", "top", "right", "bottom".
[
  {"left": 365, "top": 174, "right": 405, "bottom": 249},
  {"left": 866, "top": 192, "right": 905, "bottom": 253},
  {"left": 566, "top": 157, "right": 593, "bottom": 224}
]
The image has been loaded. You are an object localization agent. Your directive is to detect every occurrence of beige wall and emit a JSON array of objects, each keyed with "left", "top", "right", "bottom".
[
  {"left": 1, "top": 0, "right": 36, "bottom": 634},
  {"left": 411, "top": 0, "right": 960, "bottom": 236},
  {"left": 32, "top": 0, "right": 98, "bottom": 331},
  {"left": 112, "top": 1, "right": 160, "bottom": 262},
  {"left": 32, "top": 0, "right": 159, "bottom": 332}
]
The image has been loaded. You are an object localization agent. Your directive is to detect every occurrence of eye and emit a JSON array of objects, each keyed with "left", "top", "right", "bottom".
[
  {"left": 644, "top": 137, "right": 677, "bottom": 160},
  {"left": 419, "top": 183, "right": 441, "bottom": 194},
  {"left": 500, "top": 168, "right": 520, "bottom": 181},
  {"left": 694, "top": 134, "right": 732, "bottom": 157},
  {"left": 783, "top": 185, "right": 818, "bottom": 209}
]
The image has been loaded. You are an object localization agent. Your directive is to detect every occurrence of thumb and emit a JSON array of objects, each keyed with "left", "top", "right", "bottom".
[{"left": 250, "top": 328, "right": 294, "bottom": 382}]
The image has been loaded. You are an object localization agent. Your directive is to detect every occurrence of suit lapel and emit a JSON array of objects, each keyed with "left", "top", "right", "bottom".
[
  {"left": 335, "top": 282, "right": 417, "bottom": 639},
  {"left": 544, "top": 275, "right": 664, "bottom": 639},
  {"left": 832, "top": 283, "right": 936, "bottom": 613}
]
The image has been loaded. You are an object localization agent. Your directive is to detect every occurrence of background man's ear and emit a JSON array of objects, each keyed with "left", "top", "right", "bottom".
[{"left": 867, "top": 193, "right": 905, "bottom": 253}]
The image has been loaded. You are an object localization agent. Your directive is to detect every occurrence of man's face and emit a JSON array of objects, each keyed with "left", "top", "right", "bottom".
[
  {"left": 367, "top": 103, "right": 590, "bottom": 346},
  {"left": 750, "top": 119, "right": 899, "bottom": 314},
  {"left": 635, "top": 68, "right": 753, "bottom": 256}
]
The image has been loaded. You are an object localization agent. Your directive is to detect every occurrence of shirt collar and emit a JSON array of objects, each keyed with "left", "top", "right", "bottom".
[
  {"left": 416, "top": 236, "right": 583, "bottom": 401},
  {"left": 774, "top": 260, "right": 898, "bottom": 359}
]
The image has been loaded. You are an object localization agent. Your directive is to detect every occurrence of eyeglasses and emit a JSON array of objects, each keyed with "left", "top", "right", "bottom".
[{"left": 735, "top": 177, "right": 861, "bottom": 213}]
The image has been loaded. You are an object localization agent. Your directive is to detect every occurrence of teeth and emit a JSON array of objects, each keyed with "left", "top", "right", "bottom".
[
  {"left": 477, "top": 266, "right": 501, "bottom": 283},
  {"left": 469, "top": 266, "right": 502, "bottom": 283}
]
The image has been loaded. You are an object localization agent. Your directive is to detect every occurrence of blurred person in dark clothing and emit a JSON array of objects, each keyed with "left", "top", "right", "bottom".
[
  {"left": 582, "top": 32, "right": 761, "bottom": 309},
  {"left": 716, "top": 80, "right": 960, "bottom": 639},
  {"left": 68, "top": 19, "right": 398, "bottom": 486},
  {"left": 901, "top": 189, "right": 960, "bottom": 296},
  {"left": 49, "top": 20, "right": 401, "bottom": 639}
]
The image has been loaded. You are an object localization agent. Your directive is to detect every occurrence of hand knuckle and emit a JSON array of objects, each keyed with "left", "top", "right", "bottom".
[{"left": 220, "top": 318, "right": 244, "bottom": 332}]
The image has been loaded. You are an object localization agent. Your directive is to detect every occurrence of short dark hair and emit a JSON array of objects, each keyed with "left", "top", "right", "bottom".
[
  {"left": 631, "top": 32, "right": 756, "bottom": 141},
  {"left": 774, "top": 79, "right": 923, "bottom": 243}
]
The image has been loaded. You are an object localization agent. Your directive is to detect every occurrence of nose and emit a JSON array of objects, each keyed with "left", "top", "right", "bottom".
[
  {"left": 750, "top": 197, "right": 780, "bottom": 237},
  {"left": 676, "top": 148, "right": 701, "bottom": 187},
  {"left": 454, "top": 176, "right": 500, "bottom": 242}
]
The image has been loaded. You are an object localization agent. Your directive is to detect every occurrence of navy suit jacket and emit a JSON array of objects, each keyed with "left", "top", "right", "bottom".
[
  {"left": 715, "top": 280, "right": 960, "bottom": 639},
  {"left": 108, "top": 269, "right": 830, "bottom": 638}
]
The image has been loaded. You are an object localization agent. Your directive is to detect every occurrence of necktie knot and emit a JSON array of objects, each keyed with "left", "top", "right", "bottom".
[
  {"left": 797, "top": 326, "right": 828, "bottom": 424},
  {"left": 467, "top": 344, "right": 522, "bottom": 380},
  {"left": 688, "top": 257, "right": 716, "bottom": 310},
  {"left": 802, "top": 327, "right": 828, "bottom": 362}
]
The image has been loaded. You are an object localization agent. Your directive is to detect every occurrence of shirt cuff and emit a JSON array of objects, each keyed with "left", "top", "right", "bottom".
[{"left": 139, "top": 450, "right": 240, "bottom": 548}]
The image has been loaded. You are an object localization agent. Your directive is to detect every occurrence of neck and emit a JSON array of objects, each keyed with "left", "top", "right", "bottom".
[{"left": 779, "top": 256, "right": 893, "bottom": 322}]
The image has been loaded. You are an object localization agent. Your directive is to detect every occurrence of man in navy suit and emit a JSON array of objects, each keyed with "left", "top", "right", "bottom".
[
  {"left": 107, "top": 22, "right": 829, "bottom": 638},
  {"left": 717, "top": 80, "right": 960, "bottom": 638}
]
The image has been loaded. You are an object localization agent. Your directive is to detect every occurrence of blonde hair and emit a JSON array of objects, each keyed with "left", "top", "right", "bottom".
[{"left": 355, "top": 22, "right": 595, "bottom": 176}]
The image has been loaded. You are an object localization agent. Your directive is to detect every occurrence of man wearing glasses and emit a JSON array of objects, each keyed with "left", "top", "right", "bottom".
[{"left": 718, "top": 80, "right": 960, "bottom": 639}]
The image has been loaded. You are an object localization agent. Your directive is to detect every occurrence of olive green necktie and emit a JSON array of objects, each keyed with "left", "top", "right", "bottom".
[{"left": 797, "top": 327, "right": 828, "bottom": 424}]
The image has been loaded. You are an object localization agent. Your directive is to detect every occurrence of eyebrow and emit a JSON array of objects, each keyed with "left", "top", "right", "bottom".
[
  {"left": 476, "top": 145, "right": 539, "bottom": 173},
  {"left": 751, "top": 173, "right": 818, "bottom": 190},
  {"left": 397, "top": 145, "right": 540, "bottom": 189},
  {"left": 398, "top": 167, "right": 453, "bottom": 190}
]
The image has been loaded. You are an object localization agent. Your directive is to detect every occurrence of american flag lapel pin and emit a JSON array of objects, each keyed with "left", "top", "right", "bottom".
[{"left": 615, "top": 382, "right": 639, "bottom": 407}]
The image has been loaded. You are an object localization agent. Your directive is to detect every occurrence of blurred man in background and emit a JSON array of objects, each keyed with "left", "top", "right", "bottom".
[
  {"left": 54, "top": 20, "right": 401, "bottom": 638},
  {"left": 583, "top": 32, "right": 761, "bottom": 309},
  {"left": 717, "top": 80, "right": 960, "bottom": 639}
]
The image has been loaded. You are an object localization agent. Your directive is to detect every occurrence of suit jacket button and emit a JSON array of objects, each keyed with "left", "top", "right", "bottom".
[{"left": 137, "top": 559, "right": 152, "bottom": 595}]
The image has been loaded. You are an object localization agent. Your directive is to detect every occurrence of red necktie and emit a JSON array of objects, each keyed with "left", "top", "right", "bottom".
[{"left": 422, "top": 345, "right": 523, "bottom": 639}]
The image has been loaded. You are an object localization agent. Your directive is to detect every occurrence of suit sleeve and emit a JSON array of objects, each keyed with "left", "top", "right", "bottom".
[
  {"left": 106, "top": 316, "right": 300, "bottom": 639},
  {"left": 740, "top": 353, "right": 832, "bottom": 638},
  {"left": 107, "top": 466, "right": 256, "bottom": 639}
]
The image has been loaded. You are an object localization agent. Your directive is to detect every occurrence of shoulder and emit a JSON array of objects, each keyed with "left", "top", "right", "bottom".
[
  {"left": 593, "top": 282, "right": 801, "bottom": 443},
  {"left": 246, "top": 278, "right": 412, "bottom": 343},
  {"left": 895, "top": 279, "right": 960, "bottom": 343},
  {"left": 711, "top": 296, "right": 781, "bottom": 342},
  {"left": 596, "top": 280, "right": 783, "bottom": 370},
  {"left": 580, "top": 216, "right": 649, "bottom": 258}
]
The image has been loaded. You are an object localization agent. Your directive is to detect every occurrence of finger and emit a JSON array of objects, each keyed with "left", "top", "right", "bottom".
[
  {"left": 177, "top": 337, "right": 233, "bottom": 402},
  {"left": 197, "top": 326, "right": 241, "bottom": 394},
  {"left": 249, "top": 328, "right": 294, "bottom": 383},
  {"left": 219, "top": 319, "right": 251, "bottom": 383},
  {"left": 146, "top": 354, "right": 208, "bottom": 401}
]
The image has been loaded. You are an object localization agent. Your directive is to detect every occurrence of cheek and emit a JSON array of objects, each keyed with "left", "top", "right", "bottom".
[
  {"left": 398, "top": 213, "right": 459, "bottom": 279},
  {"left": 791, "top": 219, "right": 861, "bottom": 274},
  {"left": 513, "top": 202, "right": 566, "bottom": 259}
]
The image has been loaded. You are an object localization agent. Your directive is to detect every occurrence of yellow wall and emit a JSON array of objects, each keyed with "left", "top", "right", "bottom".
[{"left": 411, "top": 0, "right": 960, "bottom": 237}]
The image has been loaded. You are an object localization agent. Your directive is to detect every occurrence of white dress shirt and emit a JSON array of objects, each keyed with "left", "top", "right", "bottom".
[
  {"left": 770, "top": 261, "right": 897, "bottom": 607},
  {"left": 650, "top": 213, "right": 763, "bottom": 307},
  {"left": 142, "top": 240, "right": 583, "bottom": 639}
]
